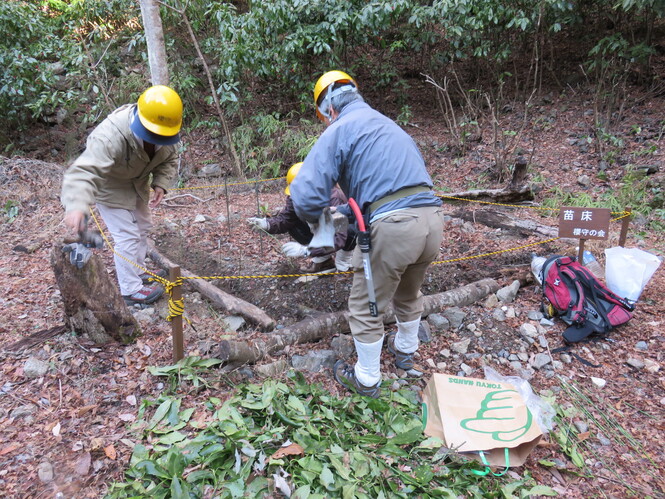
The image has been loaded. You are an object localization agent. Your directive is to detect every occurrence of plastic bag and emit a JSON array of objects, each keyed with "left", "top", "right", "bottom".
[
  {"left": 604, "top": 247, "right": 662, "bottom": 303},
  {"left": 483, "top": 366, "right": 555, "bottom": 434}
]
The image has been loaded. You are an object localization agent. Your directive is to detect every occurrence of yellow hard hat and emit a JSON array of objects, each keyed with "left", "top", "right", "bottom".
[
  {"left": 313, "top": 70, "right": 357, "bottom": 121},
  {"left": 136, "top": 85, "right": 183, "bottom": 137},
  {"left": 284, "top": 162, "right": 303, "bottom": 195}
]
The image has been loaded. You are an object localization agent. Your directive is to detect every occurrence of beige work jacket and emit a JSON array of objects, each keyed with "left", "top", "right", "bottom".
[{"left": 61, "top": 104, "right": 178, "bottom": 213}]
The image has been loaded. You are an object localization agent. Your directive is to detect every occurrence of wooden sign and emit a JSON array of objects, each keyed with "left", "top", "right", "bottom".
[{"left": 558, "top": 206, "right": 610, "bottom": 240}]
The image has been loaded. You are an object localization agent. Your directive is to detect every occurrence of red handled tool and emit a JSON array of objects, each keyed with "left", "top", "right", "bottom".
[{"left": 348, "top": 198, "right": 378, "bottom": 317}]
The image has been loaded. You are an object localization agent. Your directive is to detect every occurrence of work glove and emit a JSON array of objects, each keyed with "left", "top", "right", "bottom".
[
  {"left": 248, "top": 217, "right": 269, "bottom": 231},
  {"left": 282, "top": 242, "right": 310, "bottom": 258},
  {"left": 307, "top": 207, "right": 335, "bottom": 252},
  {"left": 62, "top": 242, "right": 92, "bottom": 269}
]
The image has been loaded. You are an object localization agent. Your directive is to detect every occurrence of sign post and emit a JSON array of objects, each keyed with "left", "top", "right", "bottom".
[{"left": 558, "top": 206, "right": 611, "bottom": 262}]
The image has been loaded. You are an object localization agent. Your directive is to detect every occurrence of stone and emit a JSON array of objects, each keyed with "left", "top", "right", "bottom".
[
  {"left": 540, "top": 318, "right": 555, "bottom": 326},
  {"left": 427, "top": 313, "right": 450, "bottom": 332},
  {"left": 626, "top": 358, "right": 645, "bottom": 369},
  {"left": 527, "top": 310, "right": 544, "bottom": 321},
  {"left": 510, "top": 361, "right": 522, "bottom": 370},
  {"left": 483, "top": 294, "right": 499, "bottom": 309},
  {"left": 466, "top": 323, "right": 477, "bottom": 332},
  {"left": 635, "top": 341, "right": 648, "bottom": 351},
  {"left": 439, "top": 349, "right": 451, "bottom": 358},
  {"left": 496, "top": 280, "right": 520, "bottom": 303},
  {"left": 443, "top": 307, "right": 466, "bottom": 330},
  {"left": 560, "top": 353, "right": 572, "bottom": 364},
  {"left": 425, "top": 358, "right": 436, "bottom": 368},
  {"left": 451, "top": 338, "right": 472, "bottom": 355},
  {"left": 538, "top": 335, "right": 549, "bottom": 348},
  {"left": 505, "top": 307, "right": 516, "bottom": 318},
  {"left": 198, "top": 163, "right": 222, "bottom": 177},
  {"left": 23, "top": 357, "right": 49, "bottom": 379},
  {"left": 418, "top": 321, "right": 432, "bottom": 343},
  {"left": 436, "top": 362, "right": 447, "bottom": 370},
  {"left": 644, "top": 359, "right": 660, "bottom": 373},
  {"left": 255, "top": 360, "right": 290, "bottom": 378},
  {"left": 460, "top": 363, "right": 474, "bottom": 376},
  {"left": 519, "top": 323, "right": 539, "bottom": 339},
  {"left": 291, "top": 350, "right": 336, "bottom": 373},
  {"left": 574, "top": 421, "right": 588, "bottom": 433},
  {"left": 531, "top": 353, "right": 552, "bottom": 369},
  {"left": 591, "top": 377, "right": 606, "bottom": 388},
  {"left": 38, "top": 462, "right": 54, "bottom": 483},
  {"left": 577, "top": 174, "right": 591, "bottom": 187},
  {"left": 223, "top": 315, "right": 246, "bottom": 332},
  {"left": 10, "top": 404, "right": 37, "bottom": 419},
  {"left": 193, "top": 214, "right": 209, "bottom": 223},
  {"left": 331, "top": 335, "right": 355, "bottom": 359},
  {"left": 597, "top": 433, "right": 611, "bottom": 446},
  {"left": 492, "top": 308, "right": 507, "bottom": 321},
  {"left": 517, "top": 352, "right": 529, "bottom": 362}
]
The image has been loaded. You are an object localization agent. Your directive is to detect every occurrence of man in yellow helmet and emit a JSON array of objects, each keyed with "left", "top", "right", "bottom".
[
  {"left": 61, "top": 85, "right": 182, "bottom": 305},
  {"left": 290, "top": 71, "right": 444, "bottom": 398},
  {"left": 247, "top": 162, "right": 356, "bottom": 273}
]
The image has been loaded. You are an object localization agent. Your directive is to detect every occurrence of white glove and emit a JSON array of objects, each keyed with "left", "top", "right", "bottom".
[
  {"left": 248, "top": 217, "right": 269, "bottom": 231},
  {"left": 282, "top": 242, "right": 310, "bottom": 258},
  {"left": 308, "top": 207, "right": 335, "bottom": 252}
]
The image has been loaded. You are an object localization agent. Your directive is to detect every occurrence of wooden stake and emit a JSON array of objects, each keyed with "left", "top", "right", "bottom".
[
  {"left": 170, "top": 266, "right": 184, "bottom": 362},
  {"left": 618, "top": 206, "right": 631, "bottom": 247},
  {"left": 577, "top": 238, "right": 586, "bottom": 263}
]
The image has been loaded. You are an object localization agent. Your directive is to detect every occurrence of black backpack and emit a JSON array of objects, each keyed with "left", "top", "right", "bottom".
[{"left": 540, "top": 255, "right": 635, "bottom": 343}]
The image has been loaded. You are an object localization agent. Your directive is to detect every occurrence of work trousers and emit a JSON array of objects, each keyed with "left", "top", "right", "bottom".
[
  {"left": 96, "top": 200, "right": 152, "bottom": 296},
  {"left": 348, "top": 205, "right": 444, "bottom": 344}
]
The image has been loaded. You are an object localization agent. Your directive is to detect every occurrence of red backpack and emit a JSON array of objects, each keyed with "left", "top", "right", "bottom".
[{"left": 540, "top": 255, "right": 635, "bottom": 343}]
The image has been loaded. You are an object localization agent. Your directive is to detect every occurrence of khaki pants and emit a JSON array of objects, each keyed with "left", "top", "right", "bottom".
[{"left": 348, "top": 205, "right": 444, "bottom": 343}]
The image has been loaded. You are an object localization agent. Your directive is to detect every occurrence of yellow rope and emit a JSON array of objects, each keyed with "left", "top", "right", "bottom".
[
  {"left": 88, "top": 206, "right": 633, "bottom": 322},
  {"left": 170, "top": 176, "right": 286, "bottom": 191},
  {"left": 437, "top": 194, "right": 631, "bottom": 216}
]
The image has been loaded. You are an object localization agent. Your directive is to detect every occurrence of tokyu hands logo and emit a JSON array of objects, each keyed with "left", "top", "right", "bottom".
[{"left": 460, "top": 390, "right": 533, "bottom": 442}]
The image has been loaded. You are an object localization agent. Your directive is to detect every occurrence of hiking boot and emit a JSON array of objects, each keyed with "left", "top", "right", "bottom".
[
  {"left": 386, "top": 331, "right": 416, "bottom": 370},
  {"left": 123, "top": 283, "right": 164, "bottom": 305},
  {"left": 333, "top": 360, "right": 381, "bottom": 398},
  {"left": 139, "top": 269, "right": 168, "bottom": 284},
  {"left": 300, "top": 258, "right": 336, "bottom": 274}
]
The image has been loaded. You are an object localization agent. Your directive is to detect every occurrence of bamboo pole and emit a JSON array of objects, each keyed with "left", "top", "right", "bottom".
[{"left": 170, "top": 266, "right": 184, "bottom": 362}]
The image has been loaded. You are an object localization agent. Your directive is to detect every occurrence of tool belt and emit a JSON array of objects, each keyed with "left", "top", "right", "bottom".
[{"left": 369, "top": 185, "right": 431, "bottom": 215}]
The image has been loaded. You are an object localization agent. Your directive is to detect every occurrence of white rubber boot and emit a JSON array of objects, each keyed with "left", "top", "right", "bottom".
[
  {"left": 354, "top": 336, "right": 384, "bottom": 387},
  {"left": 394, "top": 318, "right": 420, "bottom": 354}
]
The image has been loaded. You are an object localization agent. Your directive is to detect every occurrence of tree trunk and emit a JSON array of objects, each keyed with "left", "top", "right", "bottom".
[
  {"left": 452, "top": 208, "right": 558, "bottom": 238},
  {"left": 50, "top": 246, "right": 140, "bottom": 344},
  {"left": 215, "top": 278, "right": 499, "bottom": 365},
  {"left": 440, "top": 184, "right": 534, "bottom": 204},
  {"left": 139, "top": 0, "right": 169, "bottom": 85},
  {"left": 147, "top": 243, "right": 276, "bottom": 331}
]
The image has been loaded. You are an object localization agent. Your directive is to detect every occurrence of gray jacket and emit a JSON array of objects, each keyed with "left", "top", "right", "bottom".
[{"left": 290, "top": 100, "right": 440, "bottom": 223}]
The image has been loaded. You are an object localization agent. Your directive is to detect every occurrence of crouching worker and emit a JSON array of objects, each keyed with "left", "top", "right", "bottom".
[
  {"left": 61, "top": 85, "right": 182, "bottom": 305},
  {"left": 247, "top": 162, "right": 356, "bottom": 273}
]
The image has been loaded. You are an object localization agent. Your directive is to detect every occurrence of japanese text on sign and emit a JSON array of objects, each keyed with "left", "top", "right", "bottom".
[{"left": 558, "top": 206, "right": 610, "bottom": 240}]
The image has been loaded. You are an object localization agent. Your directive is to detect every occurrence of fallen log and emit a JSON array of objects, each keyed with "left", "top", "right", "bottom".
[
  {"left": 147, "top": 243, "right": 276, "bottom": 331},
  {"left": 50, "top": 246, "right": 140, "bottom": 344},
  {"left": 440, "top": 184, "right": 534, "bottom": 204},
  {"left": 452, "top": 208, "right": 558, "bottom": 238},
  {"left": 216, "top": 277, "right": 499, "bottom": 365}
]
